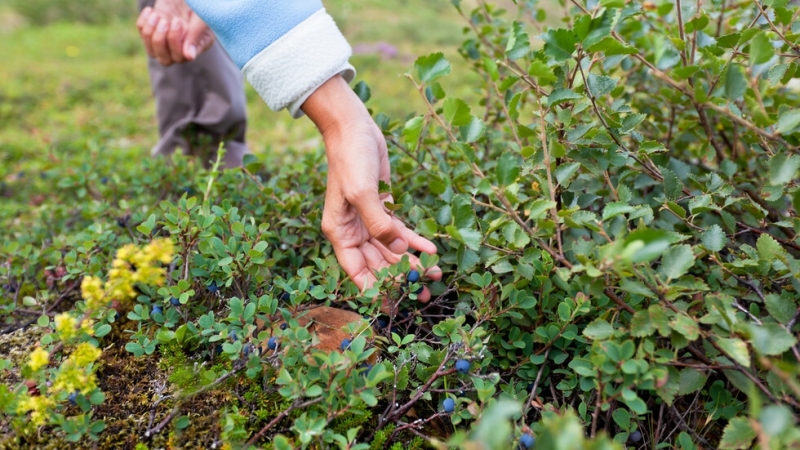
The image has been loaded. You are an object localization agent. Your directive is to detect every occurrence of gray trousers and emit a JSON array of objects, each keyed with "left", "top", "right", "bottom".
[{"left": 138, "top": 0, "right": 248, "bottom": 168}]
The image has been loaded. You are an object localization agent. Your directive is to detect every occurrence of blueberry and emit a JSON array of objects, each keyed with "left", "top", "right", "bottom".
[
  {"left": 100, "top": 177, "right": 108, "bottom": 184},
  {"left": 117, "top": 217, "right": 128, "bottom": 228},
  {"left": 215, "top": 344, "right": 223, "bottom": 354},
  {"left": 152, "top": 305, "right": 163, "bottom": 315},
  {"left": 280, "top": 323, "right": 288, "bottom": 330},
  {"left": 629, "top": 431, "right": 642, "bottom": 443},
  {"left": 455, "top": 359, "right": 471, "bottom": 374},
  {"left": 407, "top": 270, "right": 420, "bottom": 283},
  {"left": 68, "top": 392, "right": 78, "bottom": 406},
  {"left": 170, "top": 297, "right": 180, "bottom": 306},
  {"left": 520, "top": 433, "right": 535, "bottom": 449},
  {"left": 376, "top": 318, "right": 388, "bottom": 329},
  {"left": 208, "top": 281, "right": 218, "bottom": 293},
  {"left": 267, "top": 337, "right": 277, "bottom": 350},
  {"left": 413, "top": 285, "right": 424, "bottom": 295},
  {"left": 229, "top": 330, "right": 237, "bottom": 341},
  {"left": 443, "top": 398, "right": 455, "bottom": 413},
  {"left": 278, "top": 292, "right": 290, "bottom": 302},
  {"left": 340, "top": 338, "right": 351, "bottom": 351},
  {"left": 360, "top": 363, "right": 373, "bottom": 375}
]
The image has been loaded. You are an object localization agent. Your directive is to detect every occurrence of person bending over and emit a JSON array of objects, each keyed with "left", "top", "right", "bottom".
[{"left": 136, "top": 0, "right": 441, "bottom": 308}]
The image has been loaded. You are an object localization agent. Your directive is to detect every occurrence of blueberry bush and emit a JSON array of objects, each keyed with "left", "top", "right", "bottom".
[{"left": 2, "top": 0, "right": 800, "bottom": 448}]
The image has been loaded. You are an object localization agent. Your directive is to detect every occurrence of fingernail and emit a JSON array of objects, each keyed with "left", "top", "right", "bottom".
[
  {"left": 157, "top": 20, "right": 168, "bottom": 32},
  {"left": 188, "top": 45, "right": 197, "bottom": 60},
  {"left": 389, "top": 238, "right": 407, "bottom": 254},
  {"left": 148, "top": 14, "right": 158, "bottom": 26}
]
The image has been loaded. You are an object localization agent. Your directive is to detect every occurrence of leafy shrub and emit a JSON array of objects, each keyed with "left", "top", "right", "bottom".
[{"left": 2, "top": 0, "right": 800, "bottom": 448}]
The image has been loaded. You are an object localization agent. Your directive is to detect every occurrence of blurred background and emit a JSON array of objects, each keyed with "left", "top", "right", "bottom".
[{"left": 0, "top": 0, "right": 529, "bottom": 172}]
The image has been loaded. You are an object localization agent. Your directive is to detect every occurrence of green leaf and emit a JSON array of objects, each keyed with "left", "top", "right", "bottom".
[
  {"left": 748, "top": 323, "right": 797, "bottom": 356},
  {"left": 497, "top": 152, "right": 520, "bottom": 186},
  {"left": 602, "top": 202, "right": 635, "bottom": 220},
  {"left": 583, "top": 319, "right": 615, "bottom": 340},
  {"left": 670, "top": 314, "right": 699, "bottom": 341},
  {"left": 701, "top": 224, "right": 726, "bottom": 252},
  {"left": 547, "top": 88, "right": 582, "bottom": 107},
  {"left": 776, "top": 110, "right": 800, "bottom": 135},
  {"left": 403, "top": 116, "right": 424, "bottom": 150},
  {"left": 625, "top": 229, "right": 671, "bottom": 263},
  {"left": 765, "top": 293, "right": 796, "bottom": 324},
  {"left": 443, "top": 98, "right": 472, "bottom": 126},
  {"left": 460, "top": 116, "right": 485, "bottom": 143},
  {"left": 723, "top": 64, "right": 747, "bottom": 101},
  {"left": 415, "top": 52, "right": 451, "bottom": 83},
  {"left": 756, "top": 233, "right": 784, "bottom": 261},
  {"left": 541, "top": 29, "right": 578, "bottom": 61},
  {"left": 749, "top": 31, "right": 774, "bottom": 65},
  {"left": 528, "top": 60, "right": 557, "bottom": 85},
  {"left": 585, "top": 36, "right": 638, "bottom": 55},
  {"left": 661, "top": 167, "right": 683, "bottom": 200},
  {"left": 586, "top": 73, "right": 617, "bottom": 98},
  {"left": 506, "top": 21, "right": 530, "bottom": 60},
  {"left": 353, "top": 80, "right": 371, "bottom": 103},
  {"left": 657, "top": 245, "right": 695, "bottom": 280},
  {"left": 714, "top": 337, "right": 750, "bottom": 367},
  {"left": 719, "top": 417, "right": 756, "bottom": 449},
  {"left": 678, "top": 369, "right": 707, "bottom": 395}
]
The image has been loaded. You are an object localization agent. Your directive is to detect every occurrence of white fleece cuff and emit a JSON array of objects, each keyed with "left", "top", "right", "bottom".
[
  {"left": 288, "top": 63, "right": 356, "bottom": 118},
  {"left": 242, "top": 9, "right": 355, "bottom": 118}
]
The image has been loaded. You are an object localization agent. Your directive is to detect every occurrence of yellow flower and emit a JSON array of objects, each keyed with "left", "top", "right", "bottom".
[
  {"left": 144, "top": 238, "right": 174, "bottom": 265},
  {"left": 81, "top": 276, "right": 105, "bottom": 311},
  {"left": 28, "top": 347, "right": 50, "bottom": 372},
  {"left": 69, "top": 343, "right": 102, "bottom": 366},
  {"left": 54, "top": 313, "right": 78, "bottom": 341},
  {"left": 16, "top": 395, "right": 55, "bottom": 427}
]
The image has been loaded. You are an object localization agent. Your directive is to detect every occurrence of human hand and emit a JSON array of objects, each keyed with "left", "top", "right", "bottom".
[
  {"left": 136, "top": 0, "right": 215, "bottom": 66},
  {"left": 302, "top": 76, "right": 442, "bottom": 314}
]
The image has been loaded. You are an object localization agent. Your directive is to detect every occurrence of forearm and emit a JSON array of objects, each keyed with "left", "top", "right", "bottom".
[{"left": 302, "top": 75, "right": 371, "bottom": 142}]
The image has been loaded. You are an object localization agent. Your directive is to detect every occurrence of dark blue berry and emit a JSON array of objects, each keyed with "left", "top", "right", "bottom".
[
  {"left": 377, "top": 318, "right": 388, "bottom": 329},
  {"left": 68, "top": 392, "right": 78, "bottom": 406},
  {"left": 340, "top": 338, "right": 351, "bottom": 351},
  {"left": 243, "top": 343, "right": 254, "bottom": 356},
  {"left": 170, "top": 297, "right": 180, "bottom": 306},
  {"left": 278, "top": 292, "right": 290, "bottom": 302},
  {"left": 407, "top": 270, "right": 420, "bottom": 283},
  {"left": 100, "top": 177, "right": 108, "bottom": 184},
  {"left": 455, "top": 359, "right": 471, "bottom": 374},
  {"left": 413, "top": 285, "right": 424, "bottom": 295},
  {"left": 267, "top": 337, "right": 277, "bottom": 350},
  {"left": 280, "top": 323, "right": 288, "bottom": 330},
  {"left": 215, "top": 344, "right": 223, "bottom": 354},
  {"left": 228, "top": 330, "right": 237, "bottom": 341},
  {"left": 152, "top": 305, "right": 162, "bottom": 315},
  {"left": 443, "top": 398, "right": 455, "bottom": 413},
  {"left": 360, "top": 363, "right": 373, "bottom": 375},
  {"left": 520, "top": 433, "right": 535, "bottom": 449},
  {"left": 208, "top": 281, "right": 218, "bottom": 293},
  {"left": 629, "top": 431, "right": 642, "bottom": 443}
]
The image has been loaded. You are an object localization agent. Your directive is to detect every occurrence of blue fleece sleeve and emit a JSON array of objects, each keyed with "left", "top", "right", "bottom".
[
  {"left": 185, "top": 0, "right": 323, "bottom": 69},
  {"left": 185, "top": 0, "right": 355, "bottom": 117}
]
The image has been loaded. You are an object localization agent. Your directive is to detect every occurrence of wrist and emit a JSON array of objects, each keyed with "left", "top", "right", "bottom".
[{"left": 302, "top": 75, "right": 371, "bottom": 139}]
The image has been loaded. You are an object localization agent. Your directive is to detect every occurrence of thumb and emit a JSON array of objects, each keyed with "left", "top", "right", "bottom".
[
  {"left": 182, "top": 15, "right": 214, "bottom": 60},
  {"left": 351, "top": 190, "right": 408, "bottom": 254}
]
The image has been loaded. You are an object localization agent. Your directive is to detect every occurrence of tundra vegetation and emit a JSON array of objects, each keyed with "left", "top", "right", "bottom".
[{"left": 1, "top": 0, "right": 800, "bottom": 449}]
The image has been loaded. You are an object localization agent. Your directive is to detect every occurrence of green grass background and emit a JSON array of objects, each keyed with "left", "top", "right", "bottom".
[{"left": 0, "top": 0, "right": 495, "bottom": 175}]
